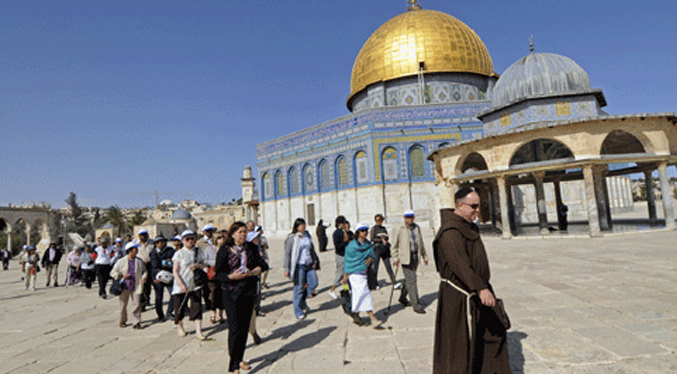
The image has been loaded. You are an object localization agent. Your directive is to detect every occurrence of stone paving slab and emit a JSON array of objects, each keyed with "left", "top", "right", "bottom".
[{"left": 1, "top": 228, "right": 677, "bottom": 373}]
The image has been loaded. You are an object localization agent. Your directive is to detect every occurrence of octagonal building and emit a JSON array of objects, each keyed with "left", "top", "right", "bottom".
[{"left": 256, "top": 4, "right": 498, "bottom": 235}]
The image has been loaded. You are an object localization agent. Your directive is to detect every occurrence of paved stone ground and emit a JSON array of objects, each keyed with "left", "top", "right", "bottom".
[{"left": 1, "top": 228, "right": 676, "bottom": 373}]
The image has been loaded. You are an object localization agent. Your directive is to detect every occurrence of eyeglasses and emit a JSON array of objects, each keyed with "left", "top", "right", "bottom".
[
  {"left": 183, "top": 237, "right": 196, "bottom": 241},
  {"left": 465, "top": 203, "right": 480, "bottom": 210}
]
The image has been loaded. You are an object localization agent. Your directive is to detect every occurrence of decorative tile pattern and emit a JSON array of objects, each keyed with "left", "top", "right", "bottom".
[
  {"left": 409, "top": 147, "right": 426, "bottom": 178},
  {"left": 336, "top": 157, "right": 348, "bottom": 187}
]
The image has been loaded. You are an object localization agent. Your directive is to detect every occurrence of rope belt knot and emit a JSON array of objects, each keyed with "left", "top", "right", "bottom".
[{"left": 441, "top": 278, "right": 476, "bottom": 341}]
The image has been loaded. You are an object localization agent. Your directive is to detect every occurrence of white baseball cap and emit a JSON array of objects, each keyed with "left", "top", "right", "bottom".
[
  {"left": 202, "top": 224, "right": 215, "bottom": 232},
  {"left": 403, "top": 210, "right": 415, "bottom": 217},
  {"left": 181, "top": 230, "right": 196, "bottom": 239},
  {"left": 246, "top": 231, "right": 260, "bottom": 242},
  {"left": 125, "top": 242, "right": 141, "bottom": 251},
  {"left": 138, "top": 229, "right": 149, "bottom": 235},
  {"left": 115, "top": 238, "right": 122, "bottom": 243},
  {"left": 355, "top": 222, "right": 369, "bottom": 231}
]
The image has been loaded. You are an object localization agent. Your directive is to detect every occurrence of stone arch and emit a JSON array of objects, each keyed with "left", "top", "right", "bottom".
[
  {"left": 318, "top": 159, "right": 330, "bottom": 192},
  {"left": 408, "top": 144, "right": 427, "bottom": 179},
  {"left": 353, "top": 150, "right": 369, "bottom": 185},
  {"left": 335, "top": 155, "right": 348, "bottom": 188},
  {"left": 600, "top": 129, "right": 648, "bottom": 155},
  {"left": 509, "top": 138, "right": 575, "bottom": 167},
  {"left": 454, "top": 151, "right": 490, "bottom": 175},
  {"left": 381, "top": 146, "right": 400, "bottom": 181},
  {"left": 0, "top": 217, "right": 12, "bottom": 233},
  {"left": 461, "top": 152, "right": 489, "bottom": 173},
  {"left": 287, "top": 166, "right": 299, "bottom": 196},
  {"left": 14, "top": 218, "right": 30, "bottom": 246}
]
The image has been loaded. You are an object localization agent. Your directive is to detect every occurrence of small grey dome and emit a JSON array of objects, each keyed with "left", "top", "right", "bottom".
[
  {"left": 102, "top": 223, "right": 114, "bottom": 229},
  {"left": 492, "top": 52, "right": 591, "bottom": 109},
  {"left": 171, "top": 209, "right": 192, "bottom": 220}
]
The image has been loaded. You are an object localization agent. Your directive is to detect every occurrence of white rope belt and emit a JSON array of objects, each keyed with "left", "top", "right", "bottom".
[{"left": 441, "top": 279, "right": 476, "bottom": 341}]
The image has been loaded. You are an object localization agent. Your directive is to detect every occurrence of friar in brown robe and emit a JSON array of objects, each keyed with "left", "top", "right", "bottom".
[{"left": 433, "top": 188, "right": 511, "bottom": 374}]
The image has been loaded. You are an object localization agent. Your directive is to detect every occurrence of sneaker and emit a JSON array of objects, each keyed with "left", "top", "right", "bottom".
[
  {"left": 296, "top": 313, "right": 306, "bottom": 320},
  {"left": 31, "top": 287, "right": 36, "bottom": 291},
  {"left": 394, "top": 282, "right": 403, "bottom": 290},
  {"left": 413, "top": 306, "right": 426, "bottom": 314},
  {"left": 375, "top": 285, "right": 381, "bottom": 290},
  {"left": 328, "top": 290, "right": 338, "bottom": 300}
]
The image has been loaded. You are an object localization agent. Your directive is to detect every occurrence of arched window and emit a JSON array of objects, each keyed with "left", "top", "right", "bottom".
[
  {"left": 318, "top": 160, "right": 330, "bottom": 192},
  {"left": 302, "top": 164, "right": 313, "bottom": 194},
  {"left": 262, "top": 173, "right": 272, "bottom": 199},
  {"left": 288, "top": 167, "right": 299, "bottom": 196},
  {"left": 382, "top": 147, "right": 399, "bottom": 181},
  {"left": 354, "top": 151, "right": 368, "bottom": 185},
  {"left": 275, "top": 171, "right": 285, "bottom": 197},
  {"left": 408, "top": 145, "right": 426, "bottom": 179},
  {"left": 336, "top": 156, "right": 348, "bottom": 187}
]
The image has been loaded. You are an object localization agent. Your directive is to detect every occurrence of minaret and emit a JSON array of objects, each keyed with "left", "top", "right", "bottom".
[{"left": 241, "top": 165, "right": 255, "bottom": 204}]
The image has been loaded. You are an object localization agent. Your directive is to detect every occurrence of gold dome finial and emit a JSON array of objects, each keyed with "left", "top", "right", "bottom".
[
  {"left": 529, "top": 35, "right": 534, "bottom": 52},
  {"left": 407, "top": 0, "right": 421, "bottom": 11}
]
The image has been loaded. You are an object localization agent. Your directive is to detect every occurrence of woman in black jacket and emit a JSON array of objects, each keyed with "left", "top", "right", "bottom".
[{"left": 215, "top": 221, "right": 268, "bottom": 374}]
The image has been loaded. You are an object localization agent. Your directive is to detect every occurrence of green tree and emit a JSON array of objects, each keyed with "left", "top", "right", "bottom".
[
  {"left": 64, "top": 192, "right": 88, "bottom": 236},
  {"left": 103, "top": 206, "right": 128, "bottom": 234},
  {"left": 130, "top": 211, "right": 146, "bottom": 226}
]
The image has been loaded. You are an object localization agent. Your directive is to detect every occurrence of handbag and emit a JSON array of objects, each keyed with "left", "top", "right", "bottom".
[
  {"left": 207, "top": 266, "right": 216, "bottom": 281},
  {"left": 110, "top": 279, "right": 124, "bottom": 296},
  {"left": 340, "top": 284, "right": 352, "bottom": 316},
  {"left": 193, "top": 248, "right": 209, "bottom": 287},
  {"left": 491, "top": 298, "right": 511, "bottom": 331},
  {"left": 156, "top": 270, "right": 174, "bottom": 284}
]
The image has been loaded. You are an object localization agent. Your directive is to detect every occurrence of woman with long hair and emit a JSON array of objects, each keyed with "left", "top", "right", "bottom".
[
  {"left": 283, "top": 218, "right": 320, "bottom": 320},
  {"left": 215, "top": 221, "right": 268, "bottom": 374}
]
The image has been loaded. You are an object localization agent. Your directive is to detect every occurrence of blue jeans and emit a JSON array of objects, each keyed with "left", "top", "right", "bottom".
[{"left": 293, "top": 263, "right": 313, "bottom": 318}]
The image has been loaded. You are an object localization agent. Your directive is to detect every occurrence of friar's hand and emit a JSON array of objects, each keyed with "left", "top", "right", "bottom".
[{"left": 478, "top": 289, "right": 495, "bottom": 307}]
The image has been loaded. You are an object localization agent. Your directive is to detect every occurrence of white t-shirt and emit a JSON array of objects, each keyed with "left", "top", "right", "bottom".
[{"left": 94, "top": 246, "right": 113, "bottom": 265}]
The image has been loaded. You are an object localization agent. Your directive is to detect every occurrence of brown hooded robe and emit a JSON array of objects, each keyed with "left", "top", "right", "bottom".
[{"left": 433, "top": 209, "right": 511, "bottom": 374}]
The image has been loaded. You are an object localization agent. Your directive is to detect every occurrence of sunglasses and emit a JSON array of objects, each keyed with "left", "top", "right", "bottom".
[
  {"left": 465, "top": 203, "right": 480, "bottom": 210},
  {"left": 183, "top": 237, "right": 197, "bottom": 241}
]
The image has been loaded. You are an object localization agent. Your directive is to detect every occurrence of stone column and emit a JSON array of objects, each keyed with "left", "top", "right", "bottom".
[
  {"left": 6, "top": 232, "right": 12, "bottom": 255},
  {"left": 497, "top": 176, "right": 512, "bottom": 239},
  {"left": 583, "top": 165, "right": 601, "bottom": 237},
  {"left": 489, "top": 179, "right": 499, "bottom": 229},
  {"left": 593, "top": 166, "right": 611, "bottom": 231},
  {"left": 602, "top": 176, "right": 613, "bottom": 229},
  {"left": 657, "top": 162, "right": 675, "bottom": 229},
  {"left": 532, "top": 171, "right": 549, "bottom": 235},
  {"left": 553, "top": 178, "right": 565, "bottom": 230},
  {"left": 507, "top": 184, "right": 517, "bottom": 234},
  {"left": 644, "top": 170, "right": 658, "bottom": 225}
]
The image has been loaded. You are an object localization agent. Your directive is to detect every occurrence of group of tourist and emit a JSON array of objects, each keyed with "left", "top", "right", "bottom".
[{"left": 5, "top": 187, "right": 512, "bottom": 373}]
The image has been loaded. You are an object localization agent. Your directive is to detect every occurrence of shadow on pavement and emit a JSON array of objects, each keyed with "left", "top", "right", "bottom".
[
  {"left": 507, "top": 331, "right": 527, "bottom": 374},
  {"left": 249, "top": 324, "right": 337, "bottom": 373}
]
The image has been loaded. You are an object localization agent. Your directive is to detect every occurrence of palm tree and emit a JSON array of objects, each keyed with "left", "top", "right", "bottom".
[
  {"left": 103, "top": 206, "right": 127, "bottom": 235},
  {"left": 130, "top": 211, "right": 146, "bottom": 226}
]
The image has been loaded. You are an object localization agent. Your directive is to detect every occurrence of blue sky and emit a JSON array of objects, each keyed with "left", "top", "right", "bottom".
[{"left": 1, "top": 0, "right": 674, "bottom": 208}]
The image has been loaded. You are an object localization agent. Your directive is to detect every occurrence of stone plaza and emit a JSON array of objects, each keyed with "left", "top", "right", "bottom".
[{"left": 1, "top": 226, "right": 676, "bottom": 374}]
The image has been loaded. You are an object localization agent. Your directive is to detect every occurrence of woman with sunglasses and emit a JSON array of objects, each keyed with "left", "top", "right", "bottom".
[
  {"left": 215, "top": 221, "right": 268, "bottom": 374},
  {"left": 171, "top": 230, "right": 206, "bottom": 340},
  {"left": 343, "top": 223, "right": 382, "bottom": 328}
]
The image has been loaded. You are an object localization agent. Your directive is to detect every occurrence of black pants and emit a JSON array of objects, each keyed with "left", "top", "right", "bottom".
[
  {"left": 95, "top": 264, "right": 112, "bottom": 296},
  {"left": 142, "top": 263, "right": 152, "bottom": 307},
  {"left": 3, "top": 260, "right": 9, "bottom": 270},
  {"left": 154, "top": 282, "right": 174, "bottom": 319},
  {"left": 318, "top": 235, "right": 328, "bottom": 252},
  {"left": 82, "top": 268, "right": 95, "bottom": 288},
  {"left": 173, "top": 291, "right": 202, "bottom": 323},
  {"left": 223, "top": 284, "right": 256, "bottom": 372}
]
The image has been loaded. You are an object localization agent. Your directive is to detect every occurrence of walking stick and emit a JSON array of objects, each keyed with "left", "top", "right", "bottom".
[{"left": 385, "top": 264, "right": 400, "bottom": 316}]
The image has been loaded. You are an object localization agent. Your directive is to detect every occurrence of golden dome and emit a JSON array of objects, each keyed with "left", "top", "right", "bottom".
[{"left": 349, "top": 8, "right": 495, "bottom": 105}]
